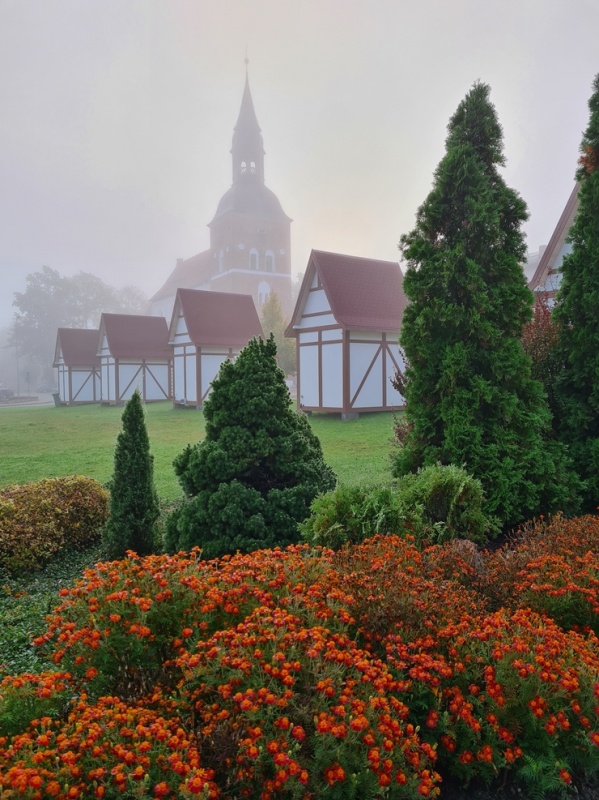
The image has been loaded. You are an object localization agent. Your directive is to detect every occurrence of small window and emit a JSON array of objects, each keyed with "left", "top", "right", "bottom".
[
  {"left": 240, "top": 161, "right": 247, "bottom": 174},
  {"left": 250, "top": 161, "right": 256, "bottom": 173},
  {"left": 265, "top": 251, "right": 274, "bottom": 272},
  {"left": 219, "top": 250, "right": 224, "bottom": 272},
  {"left": 250, "top": 251, "right": 258, "bottom": 270}
]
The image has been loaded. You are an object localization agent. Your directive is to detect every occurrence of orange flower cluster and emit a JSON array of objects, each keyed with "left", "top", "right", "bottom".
[
  {"left": 0, "top": 518, "right": 598, "bottom": 798},
  {"left": 0, "top": 694, "right": 218, "bottom": 799}
]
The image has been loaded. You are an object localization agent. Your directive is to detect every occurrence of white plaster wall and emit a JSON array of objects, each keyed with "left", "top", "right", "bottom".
[
  {"left": 101, "top": 361, "right": 112, "bottom": 402},
  {"left": 201, "top": 354, "right": 229, "bottom": 400},
  {"left": 353, "top": 351, "right": 383, "bottom": 408},
  {"left": 299, "top": 345, "right": 319, "bottom": 407},
  {"left": 321, "top": 342, "right": 343, "bottom": 408},
  {"left": 350, "top": 343, "right": 380, "bottom": 398},
  {"left": 296, "top": 313, "right": 337, "bottom": 330},
  {"left": 58, "top": 366, "right": 68, "bottom": 402},
  {"left": 303, "top": 289, "right": 331, "bottom": 315},
  {"left": 321, "top": 328, "right": 342, "bottom": 342},
  {"left": 145, "top": 364, "right": 169, "bottom": 400},
  {"left": 71, "top": 371, "right": 94, "bottom": 401},
  {"left": 350, "top": 330, "right": 383, "bottom": 341},
  {"left": 298, "top": 331, "right": 318, "bottom": 344},
  {"left": 118, "top": 364, "right": 142, "bottom": 401}
]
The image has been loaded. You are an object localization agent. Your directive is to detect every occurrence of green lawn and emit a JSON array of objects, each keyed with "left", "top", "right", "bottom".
[{"left": 0, "top": 403, "right": 397, "bottom": 500}]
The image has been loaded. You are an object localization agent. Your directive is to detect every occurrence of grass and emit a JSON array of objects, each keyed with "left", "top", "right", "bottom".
[
  {"left": 0, "top": 402, "right": 398, "bottom": 677},
  {"left": 0, "top": 403, "right": 397, "bottom": 501}
]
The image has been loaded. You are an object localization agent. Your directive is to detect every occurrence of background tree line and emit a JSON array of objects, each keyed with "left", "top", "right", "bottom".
[{"left": 5, "top": 266, "right": 147, "bottom": 386}]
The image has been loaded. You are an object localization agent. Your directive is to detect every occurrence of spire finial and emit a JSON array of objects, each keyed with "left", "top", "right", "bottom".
[{"left": 244, "top": 47, "right": 249, "bottom": 73}]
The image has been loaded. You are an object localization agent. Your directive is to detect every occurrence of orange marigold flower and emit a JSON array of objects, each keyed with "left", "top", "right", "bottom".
[{"left": 291, "top": 725, "right": 305, "bottom": 741}]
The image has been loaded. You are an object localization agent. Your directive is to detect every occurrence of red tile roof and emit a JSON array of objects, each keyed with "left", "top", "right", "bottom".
[
  {"left": 54, "top": 328, "right": 100, "bottom": 368},
  {"left": 173, "top": 289, "right": 263, "bottom": 347},
  {"left": 99, "top": 314, "right": 172, "bottom": 360},
  {"left": 288, "top": 250, "right": 407, "bottom": 334},
  {"left": 529, "top": 183, "right": 579, "bottom": 292},
  {"left": 150, "top": 249, "right": 214, "bottom": 303}
]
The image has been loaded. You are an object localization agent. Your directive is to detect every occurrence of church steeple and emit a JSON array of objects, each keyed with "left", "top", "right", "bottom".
[{"left": 231, "top": 69, "right": 265, "bottom": 184}]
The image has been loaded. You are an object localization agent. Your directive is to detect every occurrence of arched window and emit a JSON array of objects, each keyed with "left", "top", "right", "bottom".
[
  {"left": 264, "top": 250, "right": 275, "bottom": 272},
  {"left": 250, "top": 248, "right": 259, "bottom": 270},
  {"left": 240, "top": 161, "right": 247, "bottom": 174},
  {"left": 218, "top": 250, "right": 224, "bottom": 272},
  {"left": 250, "top": 161, "right": 256, "bottom": 173}
]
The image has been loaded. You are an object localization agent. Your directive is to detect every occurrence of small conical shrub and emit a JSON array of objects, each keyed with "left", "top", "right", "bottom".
[{"left": 103, "top": 390, "right": 159, "bottom": 558}]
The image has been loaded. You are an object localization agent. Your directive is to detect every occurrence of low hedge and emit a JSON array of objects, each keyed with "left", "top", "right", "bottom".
[{"left": 0, "top": 476, "right": 109, "bottom": 574}]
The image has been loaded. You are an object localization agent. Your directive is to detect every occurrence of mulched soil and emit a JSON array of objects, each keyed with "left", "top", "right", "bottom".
[{"left": 440, "top": 776, "right": 599, "bottom": 799}]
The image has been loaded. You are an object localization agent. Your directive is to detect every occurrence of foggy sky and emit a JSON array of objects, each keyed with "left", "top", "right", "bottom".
[{"left": 0, "top": 0, "right": 597, "bottom": 329}]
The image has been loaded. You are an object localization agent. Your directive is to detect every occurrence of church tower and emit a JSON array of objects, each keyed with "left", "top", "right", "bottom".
[
  {"left": 208, "top": 70, "right": 293, "bottom": 316},
  {"left": 150, "top": 68, "right": 292, "bottom": 319}
]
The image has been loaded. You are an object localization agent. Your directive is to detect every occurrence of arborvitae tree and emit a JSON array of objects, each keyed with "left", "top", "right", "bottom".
[
  {"left": 394, "top": 82, "right": 579, "bottom": 528},
  {"left": 103, "top": 390, "right": 160, "bottom": 558},
  {"left": 554, "top": 74, "right": 599, "bottom": 509},
  {"left": 165, "top": 335, "right": 336, "bottom": 559},
  {"left": 260, "top": 290, "right": 296, "bottom": 375}
]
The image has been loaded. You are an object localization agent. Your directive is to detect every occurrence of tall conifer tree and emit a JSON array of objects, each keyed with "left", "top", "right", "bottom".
[
  {"left": 166, "top": 335, "right": 336, "bottom": 559},
  {"left": 394, "top": 82, "right": 577, "bottom": 527},
  {"left": 103, "top": 389, "right": 159, "bottom": 558},
  {"left": 554, "top": 74, "right": 599, "bottom": 509}
]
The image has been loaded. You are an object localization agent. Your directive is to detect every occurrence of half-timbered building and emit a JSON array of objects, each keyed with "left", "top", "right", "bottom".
[
  {"left": 98, "top": 314, "right": 172, "bottom": 405},
  {"left": 168, "top": 288, "right": 263, "bottom": 409},
  {"left": 529, "top": 183, "right": 580, "bottom": 302},
  {"left": 286, "top": 250, "right": 407, "bottom": 418},
  {"left": 53, "top": 328, "right": 101, "bottom": 405}
]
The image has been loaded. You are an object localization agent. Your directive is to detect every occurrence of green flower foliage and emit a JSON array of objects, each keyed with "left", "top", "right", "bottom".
[
  {"left": 554, "top": 74, "right": 599, "bottom": 510},
  {"left": 301, "top": 483, "right": 404, "bottom": 550},
  {"left": 103, "top": 390, "right": 160, "bottom": 558},
  {"left": 0, "top": 476, "right": 108, "bottom": 574},
  {"left": 302, "top": 465, "right": 495, "bottom": 551},
  {"left": 166, "top": 335, "right": 336, "bottom": 558},
  {"left": 394, "top": 82, "right": 579, "bottom": 528},
  {"left": 395, "top": 463, "right": 497, "bottom": 545}
]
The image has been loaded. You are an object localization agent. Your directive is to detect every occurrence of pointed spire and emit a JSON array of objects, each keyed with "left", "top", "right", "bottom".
[{"left": 231, "top": 63, "right": 265, "bottom": 184}]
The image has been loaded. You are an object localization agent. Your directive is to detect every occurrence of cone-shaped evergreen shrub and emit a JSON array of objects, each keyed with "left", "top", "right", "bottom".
[
  {"left": 103, "top": 390, "right": 159, "bottom": 558},
  {"left": 394, "top": 82, "right": 579, "bottom": 528},
  {"left": 554, "top": 74, "right": 599, "bottom": 509},
  {"left": 165, "top": 335, "right": 336, "bottom": 558}
]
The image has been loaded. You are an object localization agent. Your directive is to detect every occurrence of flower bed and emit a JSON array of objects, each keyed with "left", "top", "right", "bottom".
[{"left": 0, "top": 516, "right": 598, "bottom": 798}]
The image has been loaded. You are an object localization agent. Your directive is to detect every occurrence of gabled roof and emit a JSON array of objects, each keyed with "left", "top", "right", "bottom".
[
  {"left": 529, "top": 183, "right": 580, "bottom": 292},
  {"left": 53, "top": 328, "right": 100, "bottom": 368},
  {"left": 287, "top": 250, "right": 407, "bottom": 334},
  {"left": 99, "top": 314, "right": 172, "bottom": 360},
  {"left": 171, "top": 288, "right": 263, "bottom": 348},
  {"left": 150, "top": 249, "right": 214, "bottom": 303}
]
